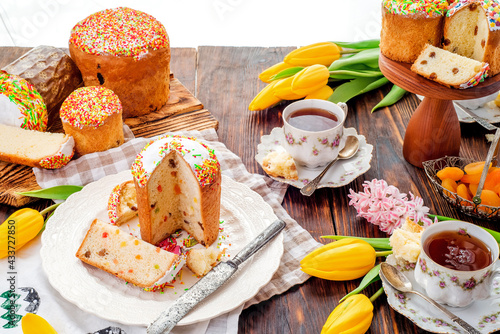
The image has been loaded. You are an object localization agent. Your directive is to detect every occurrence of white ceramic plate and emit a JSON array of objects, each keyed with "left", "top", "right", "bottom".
[
  {"left": 417, "top": 95, "right": 500, "bottom": 124},
  {"left": 255, "top": 127, "right": 373, "bottom": 189},
  {"left": 382, "top": 255, "right": 500, "bottom": 334},
  {"left": 40, "top": 171, "right": 284, "bottom": 326}
]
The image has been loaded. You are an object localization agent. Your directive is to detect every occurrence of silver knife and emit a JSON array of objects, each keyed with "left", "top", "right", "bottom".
[
  {"left": 454, "top": 102, "right": 497, "bottom": 131},
  {"left": 147, "top": 219, "right": 286, "bottom": 334}
]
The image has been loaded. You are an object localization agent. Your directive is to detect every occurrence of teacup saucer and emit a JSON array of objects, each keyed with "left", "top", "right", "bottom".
[
  {"left": 382, "top": 255, "right": 500, "bottom": 334},
  {"left": 255, "top": 127, "right": 373, "bottom": 189}
]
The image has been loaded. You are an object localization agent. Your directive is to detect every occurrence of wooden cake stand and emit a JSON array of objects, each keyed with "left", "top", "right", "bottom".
[{"left": 379, "top": 53, "right": 500, "bottom": 168}]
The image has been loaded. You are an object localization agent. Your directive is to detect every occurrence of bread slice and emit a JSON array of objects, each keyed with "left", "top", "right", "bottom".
[
  {"left": 262, "top": 151, "right": 299, "bottom": 180},
  {"left": 0, "top": 124, "right": 74, "bottom": 169},
  {"left": 76, "top": 219, "right": 179, "bottom": 288},
  {"left": 108, "top": 180, "right": 138, "bottom": 225},
  {"left": 411, "top": 44, "right": 489, "bottom": 89},
  {"left": 186, "top": 247, "right": 221, "bottom": 277}
]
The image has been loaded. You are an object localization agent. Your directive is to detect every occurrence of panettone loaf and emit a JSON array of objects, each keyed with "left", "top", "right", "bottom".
[
  {"left": 69, "top": 7, "right": 170, "bottom": 118},
  {"left": 60, "top": 86, "right": 124, "bottom": 156},
  {"left": 0, "top": 124, "right": 74, "bottom": 169},
  {"left": 380, "top": 0, "right": 449, "bottom": 63},
  {"left": 443, "top": 0, "right": 500, "bottom": 75},
  {"left": 131, "top": 135, "right": 221, "bottom": 246},
  {"left": 2, "top": 45, "right": 83, "bottom": 131}
]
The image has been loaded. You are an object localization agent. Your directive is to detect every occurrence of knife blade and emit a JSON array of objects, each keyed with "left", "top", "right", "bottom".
[
  {"left": 147, "top": 219, "right": 286, "bottom": 334},
  {"left": 454, "top": 102, "right": 497, "bottom": 131}
]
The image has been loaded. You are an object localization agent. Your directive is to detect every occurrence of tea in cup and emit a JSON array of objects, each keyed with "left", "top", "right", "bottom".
[
  {"left": 414, "top": 220, "right": 500, "bottom": 308},
  {"left": 282, "top": 99, "right": 348, "bottom": 168}
]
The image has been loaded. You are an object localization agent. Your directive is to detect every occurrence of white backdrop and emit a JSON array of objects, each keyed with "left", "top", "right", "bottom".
[{"left": 0, "top": 0, "right": 382, "bottom": 48}]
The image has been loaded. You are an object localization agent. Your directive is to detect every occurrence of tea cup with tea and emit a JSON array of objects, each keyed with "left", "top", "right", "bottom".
[
  {"left": 414, "top": 220, "right": 500, "bottom": 308},
  {"left": 282, "top": 99, "right": 348, "bottom": 169}
]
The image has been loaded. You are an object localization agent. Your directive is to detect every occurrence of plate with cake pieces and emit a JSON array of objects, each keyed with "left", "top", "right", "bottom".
[
  {"left": 40, "top": 135, "right": 284, "bottom": 327},
  {"left": 255, "top": 127, "right": 373, "bottom": 189}
]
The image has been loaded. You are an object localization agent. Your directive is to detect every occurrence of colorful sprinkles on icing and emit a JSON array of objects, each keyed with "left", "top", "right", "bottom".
[
  {"left": 460, "top": 62, "right": 490, "bottom": 88},
  {"left": 70, "top": 7, "right": 169, "bottom": 60},
  {"left": 131, "top": 135, "right": 220, "bottom": 187},
  {"left": 384, "top": 0, "right": 449, "bottom": 17},
  {"left": 447, "top": 0, "right": 500, "bottom": 31},
  {"left": 60, "top": 86, "right": 122, "bottom": 129},
  {"left": 39, "top": 152, "right": 74, "bottom": 169},
  {"left": 108, "top": 184, "right": 121, "bottom": 224},
  {"left": 0, "top": 70, "right": 47, "bottom": 131}
]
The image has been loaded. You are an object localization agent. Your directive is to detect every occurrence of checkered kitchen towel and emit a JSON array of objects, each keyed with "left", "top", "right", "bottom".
[{"left": 30, "top": 128, "right": 321, "bottom": 333}]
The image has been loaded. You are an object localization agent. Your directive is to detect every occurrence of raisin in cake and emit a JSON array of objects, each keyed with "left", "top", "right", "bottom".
[{"left": 131, "top": 135, "right": 221, "bottom": 246}]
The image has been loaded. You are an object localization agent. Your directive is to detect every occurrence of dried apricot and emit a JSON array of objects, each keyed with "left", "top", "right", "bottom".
[
  {"left": 484, "top": 169, "right": 500, "bottom": 191},
  {"left": 436, "top": 167, "right": 464, "bottom": 181},
  {"left": 464, "top": 161, "right": 491, "bottom": 175},
  {"left": 469, "top": 183, "right": 479, "bottom": 196},
  {"left": 442, "top": 178, "right": 457, "bottom": 199},
  {"left": 480, "top": 189, "right": 500, "bottom": 207},
  {"left": 457, "top": 183, "right": 472, "bottom": 201},
  {"left": 461, "top": 173, "right": 481, "bottom": 184},
  {"left": 495, "top": 183, "right": 500, "bottom": 197}
]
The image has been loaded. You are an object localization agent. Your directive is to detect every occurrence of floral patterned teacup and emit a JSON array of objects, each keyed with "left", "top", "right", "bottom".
[
  {"left": 414, "top": 221, "right": 500, "bottom": 308},
  {"left": 282, "top": 99, "right": 348, "bottom": 168}
]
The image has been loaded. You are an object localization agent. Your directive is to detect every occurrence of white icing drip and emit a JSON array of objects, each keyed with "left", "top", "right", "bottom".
[
  {"left": 59, "top": 136, "right": 75, "bottom": 157},
  {"left": 150, "top": 254, "right": 186, "bottom": 286},
  {"left": 137, "top": 136, "right": 212, "bottom": 187},
  {"left": 0, "top": 94, "right": 24, "bottom": 128}
]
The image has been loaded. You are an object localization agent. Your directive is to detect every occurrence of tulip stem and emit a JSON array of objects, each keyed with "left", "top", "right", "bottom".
[
  {"left": 369, "top": 287, "right": 385, "bottom": 303},
  {"left": 40, "top": 202, "right": 61, "bottom": 217},
  {"left": 375, "top": 250, "right": 393, "bottom": 257},
  {"left": 339, "top": 50, "right": 362, "bottom": 54}
]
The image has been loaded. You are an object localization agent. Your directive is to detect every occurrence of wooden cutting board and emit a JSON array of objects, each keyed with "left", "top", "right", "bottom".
[{"left": 0, "top": 48, "right": 218, "bottom": 207}]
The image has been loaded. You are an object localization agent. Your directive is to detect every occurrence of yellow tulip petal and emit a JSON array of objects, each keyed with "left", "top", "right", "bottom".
[
  {"left": 248, "top": 81, "right": 281, "bottom": 111},
  {"left": 259, "top": 62, "right": 294, "bottom": 83},
  {"left": 284, "top": 42, "right": 341, "bottom": 67},
  {"left": 0, "top": 209, "right": 44, "bottom": 259},
  {"left": 322, "top": 295, "right": 373, "bottom": 334},
  {"left": 273, "top": 76, "right": 305, "bottom": 100},
  {"left": 291, "top": 64, "right": 330, "bottom": 96},
  {"left": 305, "top": 85, "right": 334, "bottom": 100},
  {"left": 22, "top": 313, "right": 57, "bottom": 334}
]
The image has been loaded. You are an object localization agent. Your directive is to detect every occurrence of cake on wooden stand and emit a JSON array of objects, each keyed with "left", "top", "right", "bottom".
[{"left": 379, "top": 53, "right": 500, "bottom": 168}]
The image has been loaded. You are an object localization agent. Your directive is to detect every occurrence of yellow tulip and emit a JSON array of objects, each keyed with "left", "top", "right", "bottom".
[
  {"left": 300, "top": 238, "right": 376, "bottom": 280},
  {"left": 248, "top": 81, "right": 281, "bottom": 111},
  {"left": 273, "top": 76, "right": 306, "bottom": 100},
  {"left": 284, "top": 42, "right": 342, "bottom": 67},
  {"left": 495, "top": 92, "right": 500, "bottom": 108},
  {"left": 321, "top": 294, "right": 374, "bottom": 334},
  {"left": 291, "top": 64, "right": 331, "bottom": 97},
  {"left": 0, "top": 208, "right": 44, "bottom": 259},
  {"left": 22, "top": 313, "right": 57, "bottom": 333},
  {"left": 305, "top": 85, "right": 334, "bottom": 100},
  {"left": 259, "top": 62, "right": 295, "bottom": 83}
]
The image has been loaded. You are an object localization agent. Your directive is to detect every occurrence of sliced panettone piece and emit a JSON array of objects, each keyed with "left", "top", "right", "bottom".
[
  {"left": 411, "top": 44, "right": 489, "bottom": 89},
  {"left": 262, "top": 151, "right": 299, "bottom": 180},
  {"left": 76, "top": 218, "right": 179, "bottom": 288},
  {"left": 186, "top": 247, "right": 221, "bottom": 277},
  {"left": 108, "top": 180, "right": 138, "bottom": 225}
]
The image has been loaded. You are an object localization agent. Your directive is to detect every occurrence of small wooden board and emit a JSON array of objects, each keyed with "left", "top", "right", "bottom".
[{"left": 0, "top": 76, "right": 218, "bottom": 207}]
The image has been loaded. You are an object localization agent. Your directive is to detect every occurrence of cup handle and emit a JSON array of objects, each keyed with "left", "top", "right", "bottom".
[{"left": 336, "top": 102, "right": 348, "bottom": 118}]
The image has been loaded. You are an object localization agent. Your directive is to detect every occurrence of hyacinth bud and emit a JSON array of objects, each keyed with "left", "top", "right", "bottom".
[
  {"left": 300, "top": 238, "right": 376, "bottom": 280},
  {"left": 321, "top": 294, "right": 374, "bottom": 334},
  {"left": 291, "top": 64, "right": 330, "bottom": 97},
  {"left": 284, "top": 42, "right": 341, "bottom": 67}
]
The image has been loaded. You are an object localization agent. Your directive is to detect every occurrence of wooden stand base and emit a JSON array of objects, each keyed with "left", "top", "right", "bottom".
[{"left": 403, "top": 98, "right": 460, "bottom": 168}]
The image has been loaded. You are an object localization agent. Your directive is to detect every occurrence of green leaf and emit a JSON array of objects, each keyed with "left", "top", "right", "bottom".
[
  {"left": 332, "top": 39, "right": 380, "bottom": 50},
  {"left": 328, "top": 76, "right": 389, "bottom": 103},
  {"left": 329, "top": 48, "right": 380, "bottom": 71},
  {"left": 339, "top": 264, "right": 381, "bottom": 302},
  {"left": 321, "top": 235, "right": 392, "bottom": 250},
  {"left": 371, "top": 84, "right": 407, "bottom": 112},
  {"left": 18, "top": 185, "right": 83, "bottom": 200},
  {"left": 269, "top": 67, "right": 304, "bottom": 81}
]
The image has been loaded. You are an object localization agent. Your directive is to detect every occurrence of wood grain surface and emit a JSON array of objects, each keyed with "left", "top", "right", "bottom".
[
  {"left": 0, "top": 47, "right": 217, "bottom": 207},
  {"left": 1, "top": 45, "right": 500, "bottom": 333}
]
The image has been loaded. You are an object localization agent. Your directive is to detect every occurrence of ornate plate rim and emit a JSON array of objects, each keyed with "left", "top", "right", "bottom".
[{"left": 40, "top": 171, "right": 284, "bottom": 326}]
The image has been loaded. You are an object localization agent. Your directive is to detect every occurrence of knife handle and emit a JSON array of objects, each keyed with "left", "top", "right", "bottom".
[{"left": 232, "top": 220, "right": 286, "bottom": 267}]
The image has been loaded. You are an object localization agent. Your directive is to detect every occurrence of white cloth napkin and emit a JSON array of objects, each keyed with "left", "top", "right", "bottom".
[{"left": 0, "top": 128, "right": 320, "bottom": 333}]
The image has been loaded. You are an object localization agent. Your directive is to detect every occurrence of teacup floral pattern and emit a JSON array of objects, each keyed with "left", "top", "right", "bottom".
[{"left": 285, "top": 132, "right": 307, "bottom": 146}]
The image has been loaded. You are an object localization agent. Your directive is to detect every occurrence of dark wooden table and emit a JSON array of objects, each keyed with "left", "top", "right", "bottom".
[{"left": 0, "top": 46, "right": 498, "bottom": 333}]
